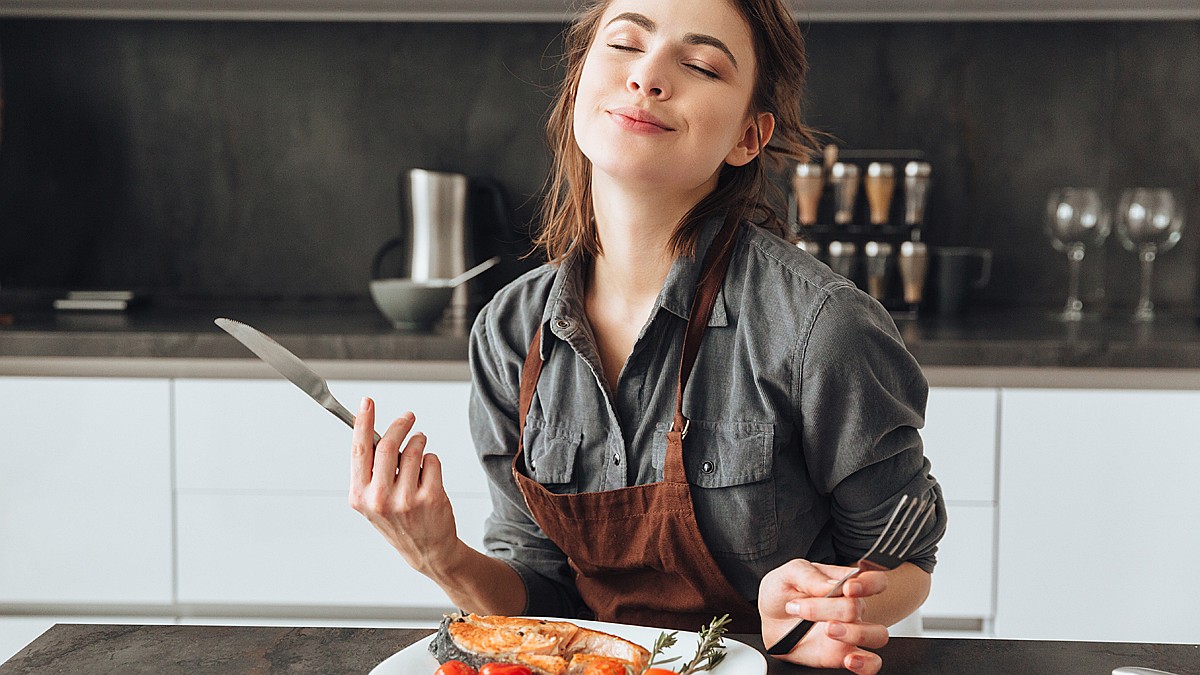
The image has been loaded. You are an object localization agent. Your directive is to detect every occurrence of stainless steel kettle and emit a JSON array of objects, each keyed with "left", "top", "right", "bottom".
[{"left": 372, "top": 168, "right": 513, "bottom": 321}]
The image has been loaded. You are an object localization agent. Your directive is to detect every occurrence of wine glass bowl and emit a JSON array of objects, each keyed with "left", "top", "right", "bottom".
[
  {"left": 1044, "top": 188, "right": 1109, "bottom": 321},
  {"left": 1115, "top": 188, "right": 1184, "bottom": 322}
]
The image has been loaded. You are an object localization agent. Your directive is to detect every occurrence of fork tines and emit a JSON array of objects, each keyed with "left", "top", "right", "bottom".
[{"left": 864, "top": 494, "right": 936, "bottom": 571}]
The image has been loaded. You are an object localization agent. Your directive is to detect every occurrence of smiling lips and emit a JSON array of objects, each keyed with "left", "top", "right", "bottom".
[{"left": 608, "top": 106, "right": 674, "bottom": 133}]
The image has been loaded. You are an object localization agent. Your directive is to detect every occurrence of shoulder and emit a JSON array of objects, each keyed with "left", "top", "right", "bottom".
[
  {"left": 470, "top": 263, "right": 557, "bottom": 372},
  {"left": 736, "top": 224, "right": 854, "bottom": 300}
]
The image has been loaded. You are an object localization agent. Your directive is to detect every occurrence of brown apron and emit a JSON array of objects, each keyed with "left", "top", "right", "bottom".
[{"left": 512, "top": 213, "right": 762, "bottom": 633}]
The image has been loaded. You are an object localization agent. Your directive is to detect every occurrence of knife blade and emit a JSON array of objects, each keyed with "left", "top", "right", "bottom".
[{"left": 214, "top": 317, "right": 380, "bottom": 445}]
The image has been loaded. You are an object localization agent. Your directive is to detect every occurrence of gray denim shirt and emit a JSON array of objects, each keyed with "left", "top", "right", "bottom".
[{"left": 468, "top": 215, "right": 947, "bottom": 618}]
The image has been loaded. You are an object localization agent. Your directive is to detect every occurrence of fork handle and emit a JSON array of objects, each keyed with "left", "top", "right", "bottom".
[
  {"left": 765, "top": 567, "right": 861, "bottom": 656},
  {"left": 765, "top": 619, "right": 817, "bottom": 655}
]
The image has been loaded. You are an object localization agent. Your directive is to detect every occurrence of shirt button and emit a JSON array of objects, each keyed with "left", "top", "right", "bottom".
[
  {"left": 701, "top": 460, "right": 715, "bottom": 474},
  {"left": 612, "top": 453, "right": 621, "bottom": 466}
]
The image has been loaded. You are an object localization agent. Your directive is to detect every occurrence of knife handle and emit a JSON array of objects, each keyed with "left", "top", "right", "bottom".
[{"left": 330, "top": 401, "right": 382, "bottom": 446}]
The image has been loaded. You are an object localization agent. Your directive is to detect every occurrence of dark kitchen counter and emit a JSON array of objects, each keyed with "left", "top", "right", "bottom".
[
  {"left": 3, "top": 623, "right": 1198, "bottom": 674},
  {"left": 3, "top": 294, "right": 1200, "bottom": 375}
]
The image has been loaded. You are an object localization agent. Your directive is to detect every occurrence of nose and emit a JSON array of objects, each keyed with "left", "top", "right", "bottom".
[{"left": 627, "top": 51, "right": 671, "bottom": 100}]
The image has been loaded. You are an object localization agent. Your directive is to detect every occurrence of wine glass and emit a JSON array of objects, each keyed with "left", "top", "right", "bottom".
[
  {"left": 1045, "top": 188, "right": 1109, "bottom": 321},
  {"left": 1115, "top": 188, "right": 1185, "bottom": 322}
]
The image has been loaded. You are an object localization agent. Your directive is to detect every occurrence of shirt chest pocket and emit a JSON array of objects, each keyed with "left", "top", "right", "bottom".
[
  {"left": 523, "top": 419, "right": 582, "bottom": 494},
  {"left": 682, "top": 420, "right": 778, "bottom": 559}
]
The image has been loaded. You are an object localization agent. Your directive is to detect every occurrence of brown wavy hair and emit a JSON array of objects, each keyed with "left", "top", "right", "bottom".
[{"left": 534, "top": 0, "right": 819, "bottom": 263}]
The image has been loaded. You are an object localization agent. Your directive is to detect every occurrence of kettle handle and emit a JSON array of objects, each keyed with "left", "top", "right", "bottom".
[
  {"left": 371, "top": 237, "right": 405, "bottom": 280},
  {"left": 471, "top": 175, "right": 519, "bottom": 255}
]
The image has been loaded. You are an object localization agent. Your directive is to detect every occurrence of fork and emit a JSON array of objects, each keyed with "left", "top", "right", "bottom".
[{"left": 765, "top": 493, "right": 936, "bottom": 655}]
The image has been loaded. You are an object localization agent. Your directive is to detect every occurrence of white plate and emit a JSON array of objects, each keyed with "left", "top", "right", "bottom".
[{"left": 370, "top": 617, "right": 768, "bottom": 674}]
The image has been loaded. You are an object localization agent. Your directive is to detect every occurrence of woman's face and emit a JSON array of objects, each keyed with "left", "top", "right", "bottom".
[{"left": 572, "top": 0, "right": 764, "bottom": 194}]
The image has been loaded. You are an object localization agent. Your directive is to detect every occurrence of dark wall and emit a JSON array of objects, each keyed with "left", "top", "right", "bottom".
[{"left": 1, "top": 18, "right": 1198, "bottom": 311}]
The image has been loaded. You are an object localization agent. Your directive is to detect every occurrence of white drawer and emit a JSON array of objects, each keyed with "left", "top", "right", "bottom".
[
  {"left": 174, "top": 379, "right": 485, "bottom": 495},
  {"left": 175, "top": 492, "right": 491, "bottom": 608},
  {"left": 922, "top": 388, "right": 998, "bottom": 503},
  {"left": 0, "top": 377, "right": 174, "bottom": 604},
  {"left": 920, "top": 504, "right": 994, "bottom": 620}
]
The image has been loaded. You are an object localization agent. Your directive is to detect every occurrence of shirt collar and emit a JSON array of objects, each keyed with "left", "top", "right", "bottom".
[{"left": 539, "top": 213, "right": 731, "bottom": 359}]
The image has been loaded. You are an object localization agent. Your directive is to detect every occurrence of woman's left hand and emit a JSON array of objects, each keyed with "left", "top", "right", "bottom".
[{"left": 758, "top": 559, "right": 890, "bottom": 675}]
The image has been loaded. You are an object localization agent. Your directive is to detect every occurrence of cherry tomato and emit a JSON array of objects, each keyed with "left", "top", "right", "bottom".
[
  {"left": 434, "top": 661, "right": 477, "bottom": 675},
  {"left": 643, "top": 669, "right": 677, "bottom": 675},
  {"left": 478, "top": 664, "right": 533, "bottom": 675}
]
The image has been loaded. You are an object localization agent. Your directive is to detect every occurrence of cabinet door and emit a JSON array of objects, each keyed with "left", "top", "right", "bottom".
[
  {"left": 175, "top": 379, "right": 484, "bottom": 494},
  {"left": 923, "top": 387, "right": 997, "bottom": 503},
  {"left": 175, "top": 492, "right": 490, "bottom": 607},
  {"left": 996, "top": 388, "right": 1200, "bottom": 642},
  {"left": 920, "top": 504, "right": 994, "bottom": 619},
  {"left": 0, "top": 377, "right": 173, "bottom": 604},
  {"left": 919, "top": 388, "right": 999, "bottom": 624}
]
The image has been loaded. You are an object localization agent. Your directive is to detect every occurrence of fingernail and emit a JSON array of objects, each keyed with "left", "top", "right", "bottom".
[
  {"left": 402, "top": 411, "right": 415, "bottom": 422},
  {"left": 360, "top": 397, "right": 368, "bottom": 413},
  {"left": 827, "top": 622, "right": 847, "bottom": 638},
  {"left": 846, "top": 582, "right": 861, "bottom": 595},
  {"left": 849, "top": 655, "right": 864, "bottom": 670},
  {"left": 785, "top": 601, "right": 801, "bottom": 614}
]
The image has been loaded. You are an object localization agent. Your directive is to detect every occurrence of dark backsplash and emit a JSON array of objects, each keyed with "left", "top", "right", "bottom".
[{"left": 1, "top": 18, "right": 1198, "bottom": 312}]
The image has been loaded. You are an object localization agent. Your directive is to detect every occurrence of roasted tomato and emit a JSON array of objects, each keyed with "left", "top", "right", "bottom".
[
  {"left": 642, "top": 669, "right": 677, "bottom": 675},
  {"left": 478, "top": 664, "right": 533, "bottom": 675},
  {"left": 434, "top": 661, "right": 477, "bottom": 675}
]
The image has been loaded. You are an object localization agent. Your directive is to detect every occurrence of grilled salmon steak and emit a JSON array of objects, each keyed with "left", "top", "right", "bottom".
[{"left": 428, "top": 613, "right": 651, "bottom": 675}]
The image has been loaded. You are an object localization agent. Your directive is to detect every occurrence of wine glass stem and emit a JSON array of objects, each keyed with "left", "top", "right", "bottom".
[
  {"left": 1135, "top": 246, "right": 1156, "bottom": 321},
  {"left": 1064, "top": 243, "right": 1084, "bottom": 318}
]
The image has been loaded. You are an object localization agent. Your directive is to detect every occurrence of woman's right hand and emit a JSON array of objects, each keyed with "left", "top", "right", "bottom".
[{"left": 349, "top": 396, "right": 461, "bottom": 577}]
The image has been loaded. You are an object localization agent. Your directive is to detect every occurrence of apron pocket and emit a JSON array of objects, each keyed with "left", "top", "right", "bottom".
[
  {"left": 684, "top": 420, "right": 778, "bottom": 559},
  {"left": 523, "top": 419, "right": 582, "bottom": 493}
]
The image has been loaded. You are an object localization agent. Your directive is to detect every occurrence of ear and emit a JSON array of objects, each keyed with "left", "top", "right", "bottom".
[{"left": 725, "top": 112, "right": 776, "bottom": 167}]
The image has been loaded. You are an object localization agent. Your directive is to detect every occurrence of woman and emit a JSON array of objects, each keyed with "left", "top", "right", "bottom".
[{"left": 350, "top": 0, "right": 946, "bottom": 672}]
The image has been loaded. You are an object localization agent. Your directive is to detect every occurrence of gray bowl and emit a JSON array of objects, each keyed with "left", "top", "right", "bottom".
[{"left": 369, "top": 279, "right": 454, "bottom": 330}]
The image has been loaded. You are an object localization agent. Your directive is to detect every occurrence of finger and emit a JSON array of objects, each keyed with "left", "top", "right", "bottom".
[
  {"left": 826, "top": 621, "right": 889, "bottom": 650},
  {"left": 418, "top": 452, "right": 445, "bottom": 494},
  {"left": 785, "top": 595, "right": 864, "bottom": 623},
  {"left": 372, "top": 411, "right": 414, "bottom": 485},
  {"left": 845, "top": 650, "right": 883, "bottom": 675},
  {"left": 396, "top": 430, "right": 428, "bottom": 492},
  {"left": 843, "top": 571, "right": 888, "bottom": 598},
  {"left": 350, "top": 397, "right": 377, "bottom": 488},
  {"left": 774, "top": 559, "right": 849, "bottom": 597}
]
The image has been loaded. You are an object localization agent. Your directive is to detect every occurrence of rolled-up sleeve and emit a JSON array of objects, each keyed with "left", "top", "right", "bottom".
[
  {"left": 796, "top": 284, "right": 947, "bottom": 572},
  {"left": 467, "top": 303, "right": 588, "bottom": 617}
]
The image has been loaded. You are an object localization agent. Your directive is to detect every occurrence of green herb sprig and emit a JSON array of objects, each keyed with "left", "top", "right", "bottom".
[
  {"left": 645, "top": 630, "right": 681, "bottom": 669},
  {"left": 675, "top": 614, "right": 731, "bottom": 675}
]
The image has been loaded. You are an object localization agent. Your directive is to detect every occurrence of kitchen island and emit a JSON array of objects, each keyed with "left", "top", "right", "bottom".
[{"left": 2, "top": 624, "right": 1198, "bottom": 674}]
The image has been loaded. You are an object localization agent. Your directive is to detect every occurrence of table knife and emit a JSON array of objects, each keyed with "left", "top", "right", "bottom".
[{"left": 214, "top": 317, "right": 380, "bottom": 445}]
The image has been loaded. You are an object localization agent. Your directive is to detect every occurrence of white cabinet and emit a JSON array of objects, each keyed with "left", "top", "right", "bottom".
[
  {"left": 0, "top": 377, "right": 173, "bottom": 605},
  {"left": 995, "top": 389, "right": 1200, "bottom": 643},
  {"left": 173, "top": 379, "right": 488, "bottom": 610},
  {"left": 918, "top": 387, "right": 999, "bottom": 624},
  {"left": 175, "top": 492, "right": 490, "bottom": 608}
]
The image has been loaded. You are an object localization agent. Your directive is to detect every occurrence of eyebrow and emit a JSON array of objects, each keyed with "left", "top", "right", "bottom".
[{"left": 604, "top": 11, "right": 740, "bottom": 71}]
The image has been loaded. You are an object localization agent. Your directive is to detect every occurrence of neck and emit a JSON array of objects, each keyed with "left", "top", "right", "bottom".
[{"left": 587, "top": 171, "right": 711, "bottom": 305}]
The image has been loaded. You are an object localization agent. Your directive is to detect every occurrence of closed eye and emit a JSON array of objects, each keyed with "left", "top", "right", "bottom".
[
  {"left": 607, "top": 43, "right": 641, "bottom": 53},
  {"left": 686, "top": 63, "right": 719, "bottom": 79}
]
